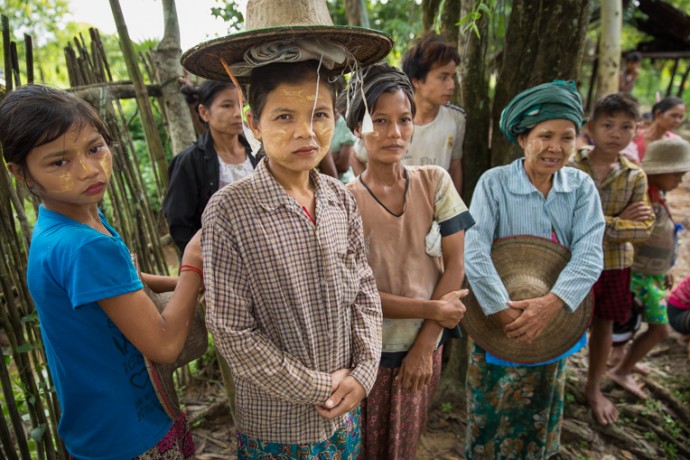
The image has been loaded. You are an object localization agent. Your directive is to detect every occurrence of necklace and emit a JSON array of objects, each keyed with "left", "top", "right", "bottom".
[{"left": 359, "top": 168, "right": 409, "bottom": 217}]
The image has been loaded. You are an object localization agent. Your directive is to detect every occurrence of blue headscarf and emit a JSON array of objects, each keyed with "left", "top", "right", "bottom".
[{"left": 499, "top": 80, "right": 584, "bottom": 143}]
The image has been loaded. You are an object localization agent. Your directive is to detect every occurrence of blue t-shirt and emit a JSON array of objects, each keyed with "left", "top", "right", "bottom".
[{"left": 27, "top": 206, "right": 171, "bottom": 459}]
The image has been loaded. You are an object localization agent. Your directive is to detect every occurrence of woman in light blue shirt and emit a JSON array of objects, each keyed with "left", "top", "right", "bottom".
[{"left": 464, "top": 81, "right": 605, "bottom": 459}]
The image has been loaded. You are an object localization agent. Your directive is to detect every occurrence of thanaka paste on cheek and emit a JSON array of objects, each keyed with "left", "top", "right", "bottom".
[{"left": 56, "top": 172, "right": 75, "bottom": 192}]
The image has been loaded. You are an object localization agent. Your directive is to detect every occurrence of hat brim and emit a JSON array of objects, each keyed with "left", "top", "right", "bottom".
[
  {"left": 642, "top": 163, "right": 690, "bottom": 175},
  {"left": 181, "top": 25, "right": 393, "bottom": 82},
  {"left": 143, "top": 288, "right": 208, "bottom": 420},
  {"left": 461, "top": 236, "right": 593, "bottom": 364}
]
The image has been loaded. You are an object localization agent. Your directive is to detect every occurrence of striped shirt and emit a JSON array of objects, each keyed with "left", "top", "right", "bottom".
[
  {"left": 569, "top": 149, "right": 654, "bottom": 269},
  {"left": 202, "top": 159, "right": 382, "bottom": 444},
  {"left": 465, "top": 159, "right": 605, "bottom": 315}
]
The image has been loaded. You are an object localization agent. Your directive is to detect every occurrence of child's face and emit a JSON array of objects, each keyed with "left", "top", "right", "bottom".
[
  {"left": 248, "top": 79, "right": 334, "bottom": 175},
  {"left": 11, "top": 123, "right": 112, "bottom": 210},
  {"left": 357, "top": 89, "right": 414, "bottom": 165},
  {"left": 649, "top": 172, "right": 686, "bottom": 192},
  {"left": 588, "top": 112, "right": 636, "bottom": 156}
]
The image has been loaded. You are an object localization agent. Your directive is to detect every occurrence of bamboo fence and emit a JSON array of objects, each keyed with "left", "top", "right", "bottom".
[{"left": 0, "top": 17, "right": 175, "bottom": 459}]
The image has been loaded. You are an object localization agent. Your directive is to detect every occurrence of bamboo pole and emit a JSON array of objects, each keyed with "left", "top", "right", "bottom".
[
  {"left": 0, "top": 350, "right": 25, "bottom": 460},
  {"left": 2, "top": 15, "right": 12, "bottom": 92},
  {"left": 677, "top": 61, "right": 690, "bottom": 98},
  {"left": 108, "top": 0, "right": 168, "bottom": 192},
  {"left": 24, "top": 34, "right": 33, "bottom": 84}
]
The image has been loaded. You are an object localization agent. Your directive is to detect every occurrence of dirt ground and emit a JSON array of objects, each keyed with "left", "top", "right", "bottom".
[{"left": 182, "top": 138, "right": 690, "bottom": 460}]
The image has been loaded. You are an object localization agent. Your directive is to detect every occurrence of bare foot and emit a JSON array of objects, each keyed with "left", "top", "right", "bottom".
[
  {"left": 608, "top": 368, "right": 646, "bottom": 399},
  {"left": 586, "top": 387, "right": 619, "bottom": 425},
  {"left": 632, "top": 362, "right": 651, "bottom": 376},
  {"left": 608, "top": 346, "right": 625, "bottom": 367}
]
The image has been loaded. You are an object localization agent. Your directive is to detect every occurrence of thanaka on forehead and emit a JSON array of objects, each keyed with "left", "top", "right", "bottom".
[{"left": 33, "top": 131, "right": 105, "bottom": 158}]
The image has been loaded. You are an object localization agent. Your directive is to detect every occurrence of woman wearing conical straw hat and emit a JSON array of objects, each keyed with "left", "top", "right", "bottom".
[{"left": 182, "top": 0, "right": 391, "bottom": 457}]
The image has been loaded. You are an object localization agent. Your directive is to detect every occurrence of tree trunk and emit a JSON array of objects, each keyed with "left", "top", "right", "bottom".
[
  {"left": 152, "top": 0, "right": 196, "bottom": 157},
  {"left": 490, "top": 0, "right": 592, "bottom": 167},
  {"left": 458, "top": 0, "right": 491, "bottom": 202},
  {"left": 343, "top": 0, "right": 362, "bottom": 26},
  {"left": 440, "top": 0, "right": 461, "bottom": 47},
  {"left": 596, "top": 0, "right": 622, "bottom": 100},
  {"left": 421, "top": 0, "right": 442, "bottom": 33},
  {"left": 108, "top": 0, "right": 169, "bottom": 189}
]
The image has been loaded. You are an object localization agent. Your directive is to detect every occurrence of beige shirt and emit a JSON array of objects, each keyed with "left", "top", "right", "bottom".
[
  {"left": 202, "top": 159, "right": 382, "bottom": 443},
  {"left": 348, "top": 166, "right": 472, "bottom": 354}
]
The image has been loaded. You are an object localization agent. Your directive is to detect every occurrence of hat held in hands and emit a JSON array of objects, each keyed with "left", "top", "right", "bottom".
[{"left": 462, "top": 236, "right": 593, "bottom": 364}]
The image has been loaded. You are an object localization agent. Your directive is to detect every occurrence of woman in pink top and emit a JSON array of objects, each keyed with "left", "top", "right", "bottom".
[{"left": 634, "top": 96, "right": 686, "bottom": 161}]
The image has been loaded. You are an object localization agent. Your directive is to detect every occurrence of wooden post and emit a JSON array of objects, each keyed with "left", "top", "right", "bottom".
[
  {"left": 2, "top": 15, "right": 12, "bottom": 92},
  {"left": 596, "top": 0, "right": 622, "bottom": 99},
  {"left": 666, "top": 58, "right": 679, "bottom": 97},
  {"left": 24, "top": 34, "right": 33, "bottom": 84},
  {"left": 677, "top": 61, "right": 690, "bottom": 98},
  {"left": 108, "top": 0, "right": 168, "bottom": 191}
]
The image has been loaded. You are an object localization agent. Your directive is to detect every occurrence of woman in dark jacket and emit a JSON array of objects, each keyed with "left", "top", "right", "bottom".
[{"left": 164, "top": 80, "right": 257, "bottom": 253}]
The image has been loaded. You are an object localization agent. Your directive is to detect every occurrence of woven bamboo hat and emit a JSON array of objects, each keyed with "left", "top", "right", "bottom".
[
  {"left": 181, "top": 0, "right": 393, "bottom": 82},
  {"left": 143, "top": 286, "right": 208, "bottom": 420},
  {"left": 640, "top": 137, "right": 690, "bottom": 175},
  {"left": 462, "top": 236, "right": 593, "bottom": 364}
]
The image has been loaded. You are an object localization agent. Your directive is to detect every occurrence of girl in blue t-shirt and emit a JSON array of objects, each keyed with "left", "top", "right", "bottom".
[{"left": 0, "top": 85, "right": 203, "bottom": 459}]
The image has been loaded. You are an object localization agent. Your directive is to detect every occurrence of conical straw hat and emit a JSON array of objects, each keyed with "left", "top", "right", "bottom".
[
  {"left": 143, "top": 286, "right": 208, "bottom": 420},
  {"left": 462, "top": 236, "right": 593, "bottom": 364},
  {"left": 181, "top": 0, "right": 393, "bottom": 82}
]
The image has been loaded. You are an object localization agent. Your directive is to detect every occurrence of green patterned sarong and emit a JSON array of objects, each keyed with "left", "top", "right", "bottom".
[{"left": 465, "top": 341, "right": 566, "bottom": 460}]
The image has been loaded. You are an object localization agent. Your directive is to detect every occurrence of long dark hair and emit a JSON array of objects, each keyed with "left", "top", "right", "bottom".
[{"left": 0, "top": 84, "right": 113, "bottom": 171}]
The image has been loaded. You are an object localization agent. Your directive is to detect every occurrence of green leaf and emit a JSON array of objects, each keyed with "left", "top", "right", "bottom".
[
  {"left": 478, "top": 3, "right": 492, "bottom": 16},
  {"left": 30, "top": 424, "right": 47, "bottom": 443},
  {"left": 16, "top": 343, "right": 34, "bottom": 353}
]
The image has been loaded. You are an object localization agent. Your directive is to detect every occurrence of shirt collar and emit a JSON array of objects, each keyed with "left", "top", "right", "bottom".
[
  {"left": 508, "top": 158, "right": 572, "bottom": 195},
  {"left": 252, "top": 159, "right": 334, "bottom": 212}
]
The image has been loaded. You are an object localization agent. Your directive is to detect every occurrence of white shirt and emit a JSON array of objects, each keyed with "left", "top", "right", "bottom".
[
  {"left": 402, "top": 104, "right": 466, "bottom": 171},
  {"left": 218, "top": 156, "right": 254, "bottom": 188}
]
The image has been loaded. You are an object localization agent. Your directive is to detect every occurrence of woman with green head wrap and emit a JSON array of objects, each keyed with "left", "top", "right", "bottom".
[{"left": 463, "top": 81, "right": 605, "bottom": 459}]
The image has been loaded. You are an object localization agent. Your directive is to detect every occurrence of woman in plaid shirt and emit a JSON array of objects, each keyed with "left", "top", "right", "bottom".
[{"left": 201, "top": 60, "right": 383, "bottom": 458}]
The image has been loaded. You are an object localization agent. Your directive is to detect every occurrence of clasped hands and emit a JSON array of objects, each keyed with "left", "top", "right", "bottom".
[
  {"left": 316, "top": 369, "right": 365, "bottom": 420},
  {"left": 493, "top": 293, "right": 564, "bottom": 344}
]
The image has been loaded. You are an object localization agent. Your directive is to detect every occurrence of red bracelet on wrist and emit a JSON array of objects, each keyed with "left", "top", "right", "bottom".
[{"left": 180, "top": 264, "right": 203, "bottom": 279}]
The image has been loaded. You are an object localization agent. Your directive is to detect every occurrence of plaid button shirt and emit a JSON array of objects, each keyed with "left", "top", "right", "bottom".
[
  {"left": 202, "top": 159, "right": 382, "bottom": 444},
  {"left": 569, "top": 149, "right": 654, "bottom": 269}
]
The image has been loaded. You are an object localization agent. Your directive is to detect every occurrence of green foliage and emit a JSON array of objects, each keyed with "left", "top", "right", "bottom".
[
  {"left": 0, "top": 0, "right": 70, "bottom": 46},
  {"left": 210, "top": 0, "right": 244, "bottom": 33},
  {"left": 365, "top": 0, "right": 422, "bottom": 61},
  {"left": 459, "top": 0, "right": 495, "bottom": 39}
]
